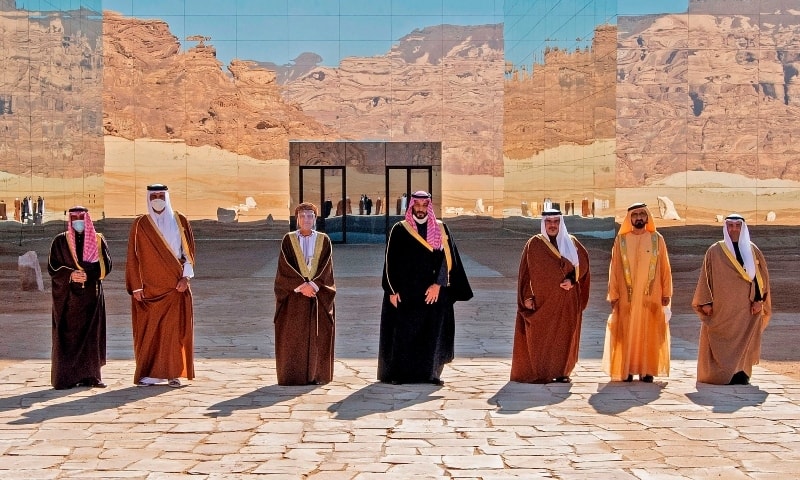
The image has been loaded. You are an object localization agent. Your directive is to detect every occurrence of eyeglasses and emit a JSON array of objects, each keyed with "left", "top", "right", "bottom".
[{"left": 297, "top": 212, "right": 316, "bottom": 218}]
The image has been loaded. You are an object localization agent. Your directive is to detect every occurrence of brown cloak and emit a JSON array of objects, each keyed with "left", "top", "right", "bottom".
[
  {"left": 511, "top": 234, "right": 591, "bottom": 383},
  {"left": 274, "top": 232, "right": 336, "bottom": 385},
  {"left": 692, "top": 241, "right": 771, "bottom": 384},
  {"left": 48, "top": 232, "right": 112, "bottom": 389},
  {"left": 125, "top": 213, "right": 196, "bottom": 383}
]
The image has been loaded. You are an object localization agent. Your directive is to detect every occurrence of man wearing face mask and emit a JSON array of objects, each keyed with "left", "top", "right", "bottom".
[
  {"left": 692, "top": 214, "right": 771, "bottom": 385},
  {"left": 602, "top": 202, "right": 673, "bottom": 383},
  {"left": 273, "top": 202, "right": 336, "bottom": 385},
  {"left": 47, "top": 206, "right": 112, "bottom": 389},
  {"left": 125, "top": 184, "right": 196, "bottom": 388},
  {"left": 378, "top": 191, "right": 473, "bottom": 385}
]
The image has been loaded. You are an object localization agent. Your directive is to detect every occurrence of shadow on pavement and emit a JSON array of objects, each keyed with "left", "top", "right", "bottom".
[
  {"left": 327, "top": 382, "right": 443, "bottom": 420},
  {"left": 205, "top": 384, "right": 317, "bottom": 417},
  {"left": 8, "top": 386, "right": 172, "bottom": 424},
  {"left": 587, "top": 381, "right": 664, "bottom": 415},
  {"left": 686, "top": 384, "right": 769, "bottom": 413},
  {"left": 488, "top": 381, "right": 572, "bottom": 413}
]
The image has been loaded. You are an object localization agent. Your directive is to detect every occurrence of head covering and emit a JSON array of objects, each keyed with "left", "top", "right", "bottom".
[
  {"left": 405, "top": 191, "right": 443, "bottom": 250},
  {"left": 541, "top": 209, "right": 579, "bottom": 267},
  {"left": 723, "top": 213, "right": 756, "bottom": 280},
  {"left": 67, "top": 206, "right": 99, "bottom": 263},
  {"left": 146, "top": 183, "right": 181, "bottom": 257},
  {"left": 619, "top": 202, "right": 656, "bottom": 235}
]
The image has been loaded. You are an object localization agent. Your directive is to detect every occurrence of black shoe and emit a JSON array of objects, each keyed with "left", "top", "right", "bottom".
[
  {"left": 77, "top": 379, "right": 106, "bottom": 388},
  {"left": 429, "top": 378, "right": 444, "bottom": 386},
  {"left": 554, "top": 376, "right": 571, "bottom": 383},
  {"left": 623, "top": 374, "right": 634, "bottom": 382},
  {"left": 641, "top": 375, "right": 654, "bottom": 383},
  {"left": 728, "top": 371, "right": 750, "bottom": 385}
]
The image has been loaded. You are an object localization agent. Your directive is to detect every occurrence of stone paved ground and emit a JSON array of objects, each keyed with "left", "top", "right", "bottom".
[{"left": 1, "top": 220, "right": 799, "bottom": 479}]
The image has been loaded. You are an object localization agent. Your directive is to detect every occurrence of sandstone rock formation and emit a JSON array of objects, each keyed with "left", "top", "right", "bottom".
[
  {"left": 0, "top": 8, "right": 103, "bottom": 177},
  {"left": 282, "top": 24, "right": 505, "bottom": 176},
  {"left": 616, "top": 6, "right": 800, "bottom": 186},
  {"left": 102, "top": 12, "right": 333, "bottom": 161},
  {"left": 503, "top": 24, "right": 617, "bottom": 161}
]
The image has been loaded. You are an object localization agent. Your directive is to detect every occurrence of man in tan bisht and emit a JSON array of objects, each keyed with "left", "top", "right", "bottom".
[
  {"left": 692, "top": 214, "right": 771, "bottom": 385},
  {"left": 125, "top": 184, "right": 196, "bottom": 387},
  {"left": 511, "top": 208, "right": 591, "bottom": 384},
  {"left": 273, "top": 202, "right": 336, "bottom": 385},
  {"left": 603, "top": 202, "right": 672, "bottom": 383}
]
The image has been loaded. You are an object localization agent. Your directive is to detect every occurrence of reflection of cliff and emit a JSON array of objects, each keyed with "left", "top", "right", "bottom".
[
  {"left": 503, "top": 25, "right": 617, "bottom": 160},
  {"left": 0, "top": 8, "right": 103, "bottom": 176},
  {"left": 102, "top": 13, "right": 332, "bottom": 161},
  {"left": 617, "top": 9, "right": 800, "bottom": 185},
  {"left": 283, "top": 24, "right": 505, "bottom": 176}
]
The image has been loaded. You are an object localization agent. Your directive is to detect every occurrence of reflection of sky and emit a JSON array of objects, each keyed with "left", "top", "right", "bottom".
[
  {"left": 99, "top": 0, "right": 503, "bottom": 67},
  {"left": 15, "top": 0, "right": 101, "bottom": 13},
  {"left": 19, "top": 0, "right": 688, "bottom": 68},
  {"left": 504, "top": 0, "right": 687, "bottom": 70}
]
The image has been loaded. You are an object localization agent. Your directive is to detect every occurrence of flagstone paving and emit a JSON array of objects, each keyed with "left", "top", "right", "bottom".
[{"left": 1, "top": 237, "right": 799, "bottom": 479}]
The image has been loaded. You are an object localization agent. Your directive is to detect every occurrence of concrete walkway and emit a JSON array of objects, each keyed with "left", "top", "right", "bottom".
[{"left": 1, "top": 238, "right": 799, "bottom": 479}]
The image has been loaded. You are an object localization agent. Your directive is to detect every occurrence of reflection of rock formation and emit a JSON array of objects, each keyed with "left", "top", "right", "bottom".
[
  {"left": 657, "top": 196, "right": 681, "bottom": 220},
  {"left": 616, "top": 8, "right": 800, "bottom": 186},
  {"left": 283, "top": 24, "right": 504, "bottom": 176},
  {"left": 503, "top": 25, "right": 617, "bottom": 161},
  {"left": 102, "top": 13, "right": 332, "bottom": 161},
  {"left": 0, "top": 7, "right": 103, "bottom": 177}
]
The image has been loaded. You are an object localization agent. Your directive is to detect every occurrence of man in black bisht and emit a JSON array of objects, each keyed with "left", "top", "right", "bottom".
[
  {"left": 47, "top": 206, "right": 112, "bottom": 389},
  {"left": 379, "top": 191, "right": 472, "bottom": 385}
]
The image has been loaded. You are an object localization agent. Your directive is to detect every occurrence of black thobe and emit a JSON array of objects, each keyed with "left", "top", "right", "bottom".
[
  {"left": 378, "top": 220, "right": 472, "bottom": 384},
  {"left": 47, "top": 232, "right": 112, "bottom": 389}
]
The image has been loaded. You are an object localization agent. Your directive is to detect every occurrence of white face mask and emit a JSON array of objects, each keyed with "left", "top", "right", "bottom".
[
  {"left": 72, "top": 220, "right": 85, "bottom": 233},
  {"left": 150, "top": 198, "right": 167, "bottom": 212}
]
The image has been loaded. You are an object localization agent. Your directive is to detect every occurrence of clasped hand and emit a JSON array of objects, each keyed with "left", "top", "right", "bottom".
[
  {"left": 70, "top": 270, "right": 87, "bottom": 284},
  {"left": 297, "top": 282, "right": 316, "bottom": 298}
]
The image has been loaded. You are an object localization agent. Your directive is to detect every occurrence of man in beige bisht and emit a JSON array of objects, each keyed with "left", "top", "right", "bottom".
[
  {"left": 603, "top": 202, "right": 672, "bottom": 383},
  {"left": 125, "top": 184, "right": 196, "bottom": 387},
  {"left": 692, "top": 214, "right": 771, "bottom": 385}
]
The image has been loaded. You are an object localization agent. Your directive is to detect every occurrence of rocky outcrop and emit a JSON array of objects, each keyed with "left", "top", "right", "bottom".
[
  {"left": 0, "top": 10, "right": 103, "bottom": 177},
  {"left": 503, "top": 25, "right": 617, "bottom": 160},
  {"left": 616, "top": 9, "right": 800, "bottom": 185},
  {"left": 282, "top": 24, "right": 505, "bottom": 176},
  {"left": 102, "top": 12, "right": 332, "bottom": 160}
]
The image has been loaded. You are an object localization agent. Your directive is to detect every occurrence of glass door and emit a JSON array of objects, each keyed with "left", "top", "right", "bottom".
[
  {"left": 385, "top": 166, "right": 432, "bottom": 236},
  {"left": 299, "top": 166, "right": 346, "bottom": 243}
]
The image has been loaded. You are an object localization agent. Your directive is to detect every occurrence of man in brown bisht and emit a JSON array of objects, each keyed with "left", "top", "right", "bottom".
[
  {"left": 603, "top": 202, "right": 672, "bottom": 383},
  {"left": 125, "top": 184, "right": 196, "bottom": 388},
  {"left": 273, "top": 202, "right": 336, "bottom": 385},
  {"left": 692, "top": 214, "right": 771, "bottom": 385},
  {"left": 511, "top": 209, "right": 590, "bottom": 384},
  {"left": 48, "top": 206, "right": 112, "bottom": 389}
]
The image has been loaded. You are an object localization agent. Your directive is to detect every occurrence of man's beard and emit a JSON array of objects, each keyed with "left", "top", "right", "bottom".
[
  {"left": 633, "top": 219, "right": 646, "bottom": 229},
  {"left": 414, "top": 214, "right": 428, "bottom": 224}
]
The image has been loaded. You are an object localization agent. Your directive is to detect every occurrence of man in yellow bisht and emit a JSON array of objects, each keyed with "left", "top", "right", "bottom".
[{"left": 603, "top": 202, "right": 673, "bottom": 382}]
